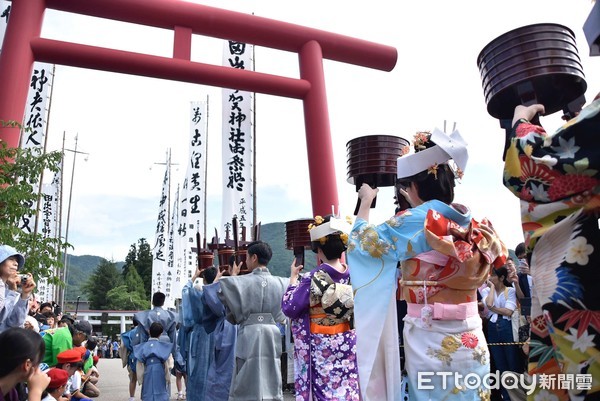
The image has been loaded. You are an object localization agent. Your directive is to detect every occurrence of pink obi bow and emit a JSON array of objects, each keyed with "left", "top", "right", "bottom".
[{"left": 407, "top": 302, "right": 479, "bottom": 321}]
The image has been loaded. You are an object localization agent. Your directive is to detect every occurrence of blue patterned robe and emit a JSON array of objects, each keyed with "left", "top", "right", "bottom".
[
  {"left": 203, "top": 282, "right": 237, "bottom": 401},
  {"left": 182, "top": 280, "right": 215, "bottom": 401}
]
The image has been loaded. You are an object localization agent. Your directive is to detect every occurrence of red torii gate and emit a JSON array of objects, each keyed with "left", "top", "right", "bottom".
[{"left": 0, "top": 0, "right": 397, "bottom": 217}]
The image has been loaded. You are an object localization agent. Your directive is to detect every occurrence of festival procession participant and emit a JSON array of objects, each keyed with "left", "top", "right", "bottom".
[
  {"left": 282, "top": 214, "right": 360, "bottom": 400},
  {"left": 180, "top": 265, "right": 216, "bottom": 401},
  {"left": 348, "top": 128, "right": 507, "bottom": 401},
  {"left": 132, "top": 292, "right": 178, "bottom": 348},
  {"left": 217, "top": 240, "right": 288, "bottom": 401},
  {"left": 200, "top": 265, "right": 238, "bottom": 401},
  {"left": 120, "top": 318, "right": 140, "bottom": 401},
  {"left": 500, "top": 71, "right": 600, "bottom": 401},
  {"left": 134, "top": 322, "right": 172, "bottom": 401}
]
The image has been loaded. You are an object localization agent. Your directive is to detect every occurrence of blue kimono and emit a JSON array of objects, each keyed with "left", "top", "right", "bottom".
[
  {"left": 202, "top": 282, "right": 238, "bottom": 401},
  {"left": 181, "top": 280, "right": 215, "bottom": 401},
  {"left": 174, "top": 321, "right": 190, "bottom": 376},
  {"left": 348, "top": 201, "right": 506, "bottom": 401},
  {"left": 133, "top": 339, "right": 172, "bottom": 401},
  {"left": 121, "top": 327, "right": 138, "bottom": 374},
  {"left": 132, "top": 306, "right": 178, "bottom": 348}
]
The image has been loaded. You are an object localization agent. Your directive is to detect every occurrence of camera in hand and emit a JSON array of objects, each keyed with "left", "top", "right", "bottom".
[{"left": 17, "top": 274, "right": 28, "bottom": 287}]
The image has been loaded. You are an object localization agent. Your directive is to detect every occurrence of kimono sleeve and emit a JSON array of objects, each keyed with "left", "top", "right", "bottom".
[
  {"left": 181, "top": 280, "right": 196, "bottom": 328},
  {"left": 202, "top": 282, "right": 225, "bottom": 317},
  {"left": 132, "top": 343, "right": 147, "bottom": 363},
  {"left": 281, "top": 274, "right": 311, "bottom": 319}
]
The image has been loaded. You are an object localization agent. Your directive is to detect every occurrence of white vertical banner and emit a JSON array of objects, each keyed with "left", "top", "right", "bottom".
[
  {"left": 164, "top": 185, "right": 179, "bottom": 309},
  {"left": 221, "top": 41, "right": 254, "bottom": 238},
  {"left": 175, "top": 176, "right": 189, "bottom": 296},
  {"left": 36, "top": 171, "right": 60, "bottom": 303},
  {"left": 15, "top": 62, "right": 54, "bottom": 236},
  {"left": 0, "top": 1, "right": 9, "bottom": 51},
  {"left": 173, "top": 101, "right": 209, "bottom": 299},
  {"left": 22, "top": 63, "right": 54, "bottom": 150},
  {"left": 151, "top": 151, "right": 170, "bottom": 296}
]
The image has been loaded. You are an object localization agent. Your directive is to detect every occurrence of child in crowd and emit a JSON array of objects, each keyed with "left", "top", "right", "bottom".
[
  {"left": 54, "top": 349, "right": 92, "bottom": 401},
  {"left": 41, "top": 368, "right": 69, "bottom": 401}
]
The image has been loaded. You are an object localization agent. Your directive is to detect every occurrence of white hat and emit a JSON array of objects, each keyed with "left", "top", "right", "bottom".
[
  {"left": 396, "top": 128, "right": 468, "bottom": 179},
  {"left": 0, "top": 245, "right": 25, "bottom": 270},
  {"left": 309, "top": 216, "right": 353, "bottom": 242},
  {"left": 24, "top": 315, "right": 40, "bottom": 333}
]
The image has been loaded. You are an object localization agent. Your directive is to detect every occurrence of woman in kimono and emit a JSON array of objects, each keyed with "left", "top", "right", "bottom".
[
  {"left": 348, "top": 128, "right": 507, "bottom": 401},
  {"left": 133, "top": 322, "right": 172, "bottom": 401},
  {"left": 282, "top": 214, "right": 360, "bottom": 401},
  {"left": 501, "top": 98, "right": 600, "bottom": 400}
]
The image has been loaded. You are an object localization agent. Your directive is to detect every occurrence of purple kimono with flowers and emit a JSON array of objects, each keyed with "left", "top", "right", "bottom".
[{"left": 281, "top": 263, "right": 360, "bottom": 401}]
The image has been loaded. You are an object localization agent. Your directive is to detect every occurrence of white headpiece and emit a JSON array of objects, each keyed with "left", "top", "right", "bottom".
[
  {"left": 396, "top": 128, "right": 468, "bottom": 179},
  {"left": 308, "top": 208, "right": 353, "bottom": 242}
]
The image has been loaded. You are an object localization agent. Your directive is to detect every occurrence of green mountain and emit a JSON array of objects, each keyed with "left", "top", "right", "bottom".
[
  {"left": 259, "top": 222, "right": 318, "bottom": 277},
  {"left": 63, "top": 255, "right": 124, "bottom": 301}
]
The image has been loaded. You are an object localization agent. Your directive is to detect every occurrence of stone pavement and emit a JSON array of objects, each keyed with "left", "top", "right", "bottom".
[{"left": 94, "top": 357, "right": 295, "bottom": 401}]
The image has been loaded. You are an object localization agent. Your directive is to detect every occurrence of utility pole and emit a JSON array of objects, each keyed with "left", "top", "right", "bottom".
[
  {"left": 153, "top": 149, "right": 178, "bottom": 230},
  {"left": 60, "top": 134, "right": 89, "bottom": 309}
]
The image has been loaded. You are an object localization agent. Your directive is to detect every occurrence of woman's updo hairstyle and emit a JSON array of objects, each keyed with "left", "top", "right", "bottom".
[
  {"left": 400, "top": 131, "right": 456, "bottom": 204},
  {"left": 308, "top": 215, "right": 348, "bottom": 260}
]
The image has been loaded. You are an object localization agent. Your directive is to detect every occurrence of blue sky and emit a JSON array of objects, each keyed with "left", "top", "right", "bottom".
[{"left": 29, "top": 0, "right": 600, "bottom": 259}]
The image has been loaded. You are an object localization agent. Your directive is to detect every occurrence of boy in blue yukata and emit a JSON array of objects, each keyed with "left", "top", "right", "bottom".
[{"left": 134, "top": 322, "right": 172, "bottom": 401}]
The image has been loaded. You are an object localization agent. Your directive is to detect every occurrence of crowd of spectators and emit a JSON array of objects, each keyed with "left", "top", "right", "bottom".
[{"left": 0, "top": 245, "right": 102, "bottom": 401}]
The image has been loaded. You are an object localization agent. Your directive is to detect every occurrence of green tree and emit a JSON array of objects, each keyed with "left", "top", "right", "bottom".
[
  {"left": 108, "top": 263, "right": 148, "bottom": 310},
  {"left": 0, "top": 122, "right": 68, "bottom": 283},
  {"left": 124, "top": 264, "right": 146, "bottom": 298},
  {"left": 122, "top": 242, "right": 138, "bottom": 278},
  {"left": 82, "top": 259, "right": 123, "bottom": 309},
  {"left": 127, "top": 238, "right": 153, "bottom": 297},
  {"left": 106, "top": 285, "right": 148, "bottom": 310}
]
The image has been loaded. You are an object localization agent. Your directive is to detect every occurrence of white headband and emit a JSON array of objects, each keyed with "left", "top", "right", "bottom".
[
  {"left": 309, "top": 217, "right": 352, "bottom": 241},
  {"left": 397, "top": 128, "right": 468, "bottom": 179}
]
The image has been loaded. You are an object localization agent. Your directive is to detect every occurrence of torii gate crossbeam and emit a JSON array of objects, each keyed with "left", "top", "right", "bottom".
[{"left": 0, "top": 0, "right": 397, "bottom": 217}]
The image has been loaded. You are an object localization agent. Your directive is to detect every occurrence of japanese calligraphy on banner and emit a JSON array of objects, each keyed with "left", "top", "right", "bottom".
[
  {"left": 151, "top": 151, "right": 171, "bottom": 296},
  {"left": 16, "top": 62, "right": 55, "bottom": 235},
  {"left": 171, "top": 101, "right": 209, "bottom": 300},
  {"left": 221, "top": 41, "right": 254, "bottom": 238},
  {"left": 22, "top": 63, "right": 54, "bottom": 150},
  {"left": 164, "top": 185, "right": 178, "bottom": 309},
  {"left": 36, "top": 171, "right": 60, "bottom": 302}
]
